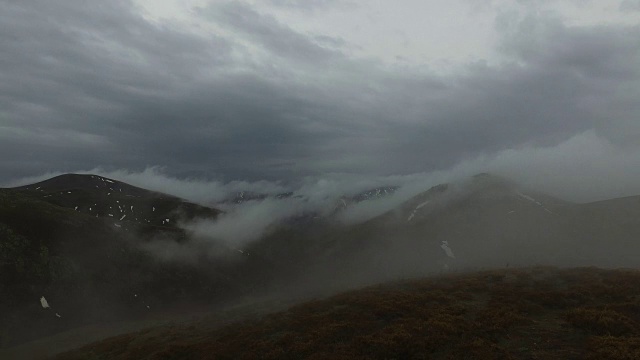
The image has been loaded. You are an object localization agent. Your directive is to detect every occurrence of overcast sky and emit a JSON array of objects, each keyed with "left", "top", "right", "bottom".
[{"left": 1, "top": 0, "right": 639, "bottom": 198}]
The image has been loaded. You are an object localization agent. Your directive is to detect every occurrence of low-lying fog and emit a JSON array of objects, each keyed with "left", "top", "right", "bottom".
[{"left": 7, "top": 130, "right": 640, "bottom": 259}]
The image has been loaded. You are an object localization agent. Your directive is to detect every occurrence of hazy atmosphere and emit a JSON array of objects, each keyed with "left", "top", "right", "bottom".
[
  {"left": 3, "top": 2, "right": 640, "bottom": 358},
  {"left": 2, "top": 0, "right": 640, "bottom": 202}
]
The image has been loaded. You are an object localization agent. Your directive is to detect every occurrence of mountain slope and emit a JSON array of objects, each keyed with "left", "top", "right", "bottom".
[
  {"left": 245, "top": 173, "right": 640, "bottom": 293},
  {"left": 53, "top": 267, "right": 640, "bottom": 360},
  {"left": 0, "top": 176, "right": 237, "bottom": 348}
]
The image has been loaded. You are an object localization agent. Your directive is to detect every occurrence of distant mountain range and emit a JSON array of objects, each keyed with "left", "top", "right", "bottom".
[
  {"left": 2, "top": 172, "right": 640, "bottom": 352},
  {"left": 243, "top": 172, "right": 640, "bottom": 292},
  {"left": 219, "top": 185, "right": 398, "bottom": 207}
]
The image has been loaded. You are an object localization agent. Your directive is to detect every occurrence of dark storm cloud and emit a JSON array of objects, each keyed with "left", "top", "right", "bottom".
[
  {"left": 0, "top": 0, "right": 233, "bottom": 178},
  {"left": 1, "top": 0, "right": 639, "bottom": 185},
  {"left": 348, "top": 14, "right": 640, "bottom": 173}
]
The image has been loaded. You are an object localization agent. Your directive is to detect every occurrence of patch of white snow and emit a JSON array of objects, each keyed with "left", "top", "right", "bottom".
[
  {"left": 40, "top": 296, "right": 50, "bottom": 309},
  {"left": 441, "top": 240, "right": 455, "bottom": 258},
  {"left": 407, "top": 200, "right": 430, "bottom": 222},
  {"left": 415, "top": 200, "right": 430, "bottom": 210},
  {"left": 516, "top": 192, "right": 555, "bottom": 214}
]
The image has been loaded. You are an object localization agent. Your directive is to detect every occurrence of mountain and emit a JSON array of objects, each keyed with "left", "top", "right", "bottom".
[
  {"left": 14, "top": 174, "right": 221, "bottom": 230},
  {"left": 352, "top": 186, "right": 398, "bottom": 202},
  {"left": 244, "top": 173, "right": 640, "bottom": 292},
  {"left": 220, "top": 191, "right": 297, "bottom": 205},
  {"left": 219, "top": 186, "right": 397, "bottom": 208},
  {"left": 330, "top": 186, "right": 399, "bottom": 213},
  {"left": 379, "top": 173, "right": 640, "bottom": 269},
  {"left": 0, "top": 175, "right": 242, "bottom": 348}
]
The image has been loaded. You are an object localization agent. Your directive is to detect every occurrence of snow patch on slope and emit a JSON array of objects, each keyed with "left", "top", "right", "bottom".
[
  {"left": 516, "top": 192, "right": 555, "bottom": 214},
  {"left": 407, "top": 200, "right": 430, "bottom": 222},
  {"left": 40, "top": 296, "right": 50, "bottom": 309},
  {"left": 441, "top": 240, "right": 455, "bottom": 258}
]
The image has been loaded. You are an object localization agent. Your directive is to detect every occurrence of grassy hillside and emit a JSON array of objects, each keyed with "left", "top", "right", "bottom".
[
  {"left": 0, "top": 188, "right": 240, "bottom": 348},
  {"left": 54, "top": 267, "right": 640, "bottom": 360}
]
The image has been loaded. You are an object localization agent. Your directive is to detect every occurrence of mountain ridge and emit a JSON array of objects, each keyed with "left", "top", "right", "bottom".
[{"left": 8, "top": 173, "right": 222, "bottom": 231}]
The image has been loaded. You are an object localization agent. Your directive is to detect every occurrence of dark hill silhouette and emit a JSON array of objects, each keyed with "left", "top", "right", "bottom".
[
  {"left": 0, "top": 175, "right": 234, "bottom": 349},
  {"left": 11, "top": 173, "right": 221, "bottom": 230}
]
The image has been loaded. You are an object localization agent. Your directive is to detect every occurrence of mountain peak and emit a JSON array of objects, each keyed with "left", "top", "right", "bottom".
[
  {"left": 16, "top": 173, "right": 127, "bottom": 192},
  {"left": 11, "top": 173, "right": 221, "bottom": 229}
]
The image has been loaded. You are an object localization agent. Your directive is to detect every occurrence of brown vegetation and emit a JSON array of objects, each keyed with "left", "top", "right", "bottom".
[{"left": 55, "top": 267, "right": 640, "bottom": 359}]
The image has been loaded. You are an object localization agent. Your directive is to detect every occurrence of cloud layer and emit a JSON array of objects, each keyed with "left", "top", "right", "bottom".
[{"left": 1, "top": 1, "right": 639, "bottom": 199}]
